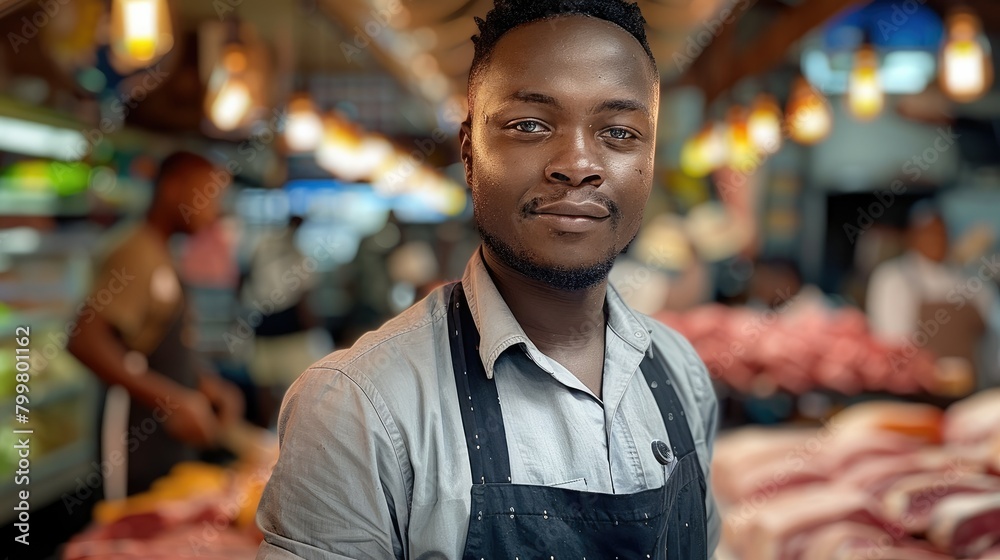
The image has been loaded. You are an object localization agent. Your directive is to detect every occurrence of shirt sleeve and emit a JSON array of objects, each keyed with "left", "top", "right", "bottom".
[
  {"left": 87, "top": 243, "right": 153, "bottom": 348},
  {"left": 256, "top": 366, "right": 410, "bottom": 560},
  {"left": 694, "top": 353, "right": 722, "bottom": 558}
]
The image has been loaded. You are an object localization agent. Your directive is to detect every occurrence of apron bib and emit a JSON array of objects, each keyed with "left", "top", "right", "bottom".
[{"left": 447, "top": 283, "right": 708, "bottom": 559}]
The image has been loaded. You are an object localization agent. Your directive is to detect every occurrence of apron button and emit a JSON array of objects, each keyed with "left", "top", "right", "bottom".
[{"left": 652, "top": 440, "right": 673, "bottom": 466}]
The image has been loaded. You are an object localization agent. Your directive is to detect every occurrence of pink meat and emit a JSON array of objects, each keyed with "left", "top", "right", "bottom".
[
  {"left": 882, "top": 472, "right": 1000, "bottom": 534},
  {"left": 741, "top": 486, "right": 888, "bottom": 560},
  {"left": 944, "top": 389, "right": 1000, "bottom": 447},
  {"left": 928, "top": 492, "right": 1000, "bottom": 558},
  {"left": 839, "top": 451, "right": 974, "bottom": 499}
]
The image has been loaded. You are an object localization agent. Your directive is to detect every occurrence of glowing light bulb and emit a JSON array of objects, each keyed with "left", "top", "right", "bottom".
[
  {"left": 110, "top": 0, "right": 173, "bottom": 70},
  {"left": 204, "top": 45, "right": 258, "bottom": 132},
  {"left": 680, "top": 122, "right": 729, "bottom": 178},
  {"left": 284, "top": 93, "right": 324, "bottom": 152},
  {"left": 210, "top": 77, "right": 251, "bottom": 131},
  {"left": 726, "top": 107, "right": 761, "bottom": 173},
  {"left": 748, "top": 94, "right": 783, "bottom": 155},
  {"left": 316, "top": 114, "right": 379, "bottom": 181},
  {"left": 787, "top": 78, "right": 833, "bottom": 145},
  {"left": 848, "top": 44, "right": 884, "bottom": 121},
  {"left": 941, "top": 10, "right": 993, "bottom": 103}
]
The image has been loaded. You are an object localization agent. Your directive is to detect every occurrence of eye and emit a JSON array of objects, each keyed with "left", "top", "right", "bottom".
[
  {"left": 605, "top": 127, "right": 635, "bottom": 140},
  {"left": 512, "top": 120, "right": 546, "bottom": 133}
]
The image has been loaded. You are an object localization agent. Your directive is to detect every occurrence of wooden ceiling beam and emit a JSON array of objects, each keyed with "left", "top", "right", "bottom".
[{"left": 679, "top": 0, "right": 867, "bottom": 102}]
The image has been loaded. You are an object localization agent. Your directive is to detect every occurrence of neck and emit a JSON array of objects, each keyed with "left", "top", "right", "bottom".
[{"left": 482, "top": 247, "right": 608, "bottom": 352}]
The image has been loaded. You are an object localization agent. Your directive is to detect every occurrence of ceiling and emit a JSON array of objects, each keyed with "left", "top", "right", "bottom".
[
  {"left": 3, "top": 0, "right": 1000, "bottom": 136},
  {"left": 320, "top": 0, "right": 732, "bottom": 105}
]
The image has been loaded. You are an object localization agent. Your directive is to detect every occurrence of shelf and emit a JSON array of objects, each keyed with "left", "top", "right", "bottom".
[
  {"left": 0, "top": 439, "right": 95, "bottom": 525},
  {"left": 0, "top": 378, "right": 89, "bottom": 414}
]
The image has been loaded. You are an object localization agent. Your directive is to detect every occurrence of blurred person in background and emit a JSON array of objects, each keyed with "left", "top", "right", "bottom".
[
  {"left": 867, "top": 200, "right": 996, "bottom": 387},
  {"left": 257, "top": 0, "right": 719, "bottom": 557},
  {"left": 240, "top": 214, "right": 330, "bottom": 427},
  {"left": 68, "top": 151, "right": 245, "bottom": 496}
]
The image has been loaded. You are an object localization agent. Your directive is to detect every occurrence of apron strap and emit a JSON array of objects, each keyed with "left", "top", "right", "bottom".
[
  {"left": 449, "top": 282, "right": 512, "bottom": 484},
  {"left": 448, "top": 282, "right": 700, "bottom": 482},
  {"left": 640, "top": 345, "right": 699, "bottom": 459}
]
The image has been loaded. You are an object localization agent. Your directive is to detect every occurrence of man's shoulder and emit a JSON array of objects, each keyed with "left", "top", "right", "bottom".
[
  {"left": 98, "top": 222, "right": 162, "bottom": 268},
  {"left": 291, "top": 283, "right": 455, "bottom": 396},
  {"left": 635, "top": 311, "right": 714, "bottom": 399}
]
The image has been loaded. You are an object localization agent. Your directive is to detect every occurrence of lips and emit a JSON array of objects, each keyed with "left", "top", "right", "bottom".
[{"left": 531, "top": 200, "right": 611, "bottom": 220}]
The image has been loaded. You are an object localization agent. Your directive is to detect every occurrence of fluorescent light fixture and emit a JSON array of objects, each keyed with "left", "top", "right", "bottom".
[
  {"left": 803, "top": 49, "right": 936, "bottom": 95},
  {"left": 0, "top": 227, "right": 42, "bottom": 254},
  {"left": 0, "top": 116, "right": 86, "bottom": 161}
]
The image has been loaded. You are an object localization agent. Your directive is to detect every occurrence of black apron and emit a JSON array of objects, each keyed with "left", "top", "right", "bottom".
[
  {"left": 447, "top": 283, "right": 709, "bottom": 559},
  {"left": 99, "top": 291, "right": 202, "bottom": 496},
  {"left": 124, "top": 303, "right": 201, "bottom": 494}
]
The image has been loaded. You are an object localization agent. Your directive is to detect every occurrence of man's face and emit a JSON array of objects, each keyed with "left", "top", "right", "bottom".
[
  {"left": 167, "top": 163, "right": 228, "bottom": 235},
  {"left": 461, "top": 15, "right": 659, "bottom": 290},
  {"left": 911, "top": 216, "right": 949, "bottom": 262}
]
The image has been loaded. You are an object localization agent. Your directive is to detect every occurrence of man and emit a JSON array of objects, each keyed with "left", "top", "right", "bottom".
[
  {"left": 68, "top": 151, "right": 244, "bottom": 496},
  {"left": 257, "top": 1, "right": 720, "bottom": 558},
  {"left": 868, "top": 201, "right": 996, "bottom": 388}
]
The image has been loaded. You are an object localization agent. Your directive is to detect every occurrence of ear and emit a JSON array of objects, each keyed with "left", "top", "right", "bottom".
[{"left": 459, "top": 119, "right": 474, "bottom": 188}]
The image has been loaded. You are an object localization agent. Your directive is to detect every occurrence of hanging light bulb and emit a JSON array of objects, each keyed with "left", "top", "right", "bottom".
[
  {"left": 748, "top": 94, "right": 783, "bottom": 155},
  {"left": 315, "top": 115, "right": 397, "bottom": 183},
  {"left": 940, "top": 9, "right": 993, "bottom": 103},
  {"left": 109, "top": 0, "right": 174, "bottom": 71},
  {"left": 680, "top": 122, "right": 729, "bottom": 178},
  {"left": 787, "top": 78, "right": 833, "bottom": 145},
  {"left": 848, "top": 44, "right": 884, "bottom": 121},
  {"left": 205, "top": 45, "right": 255, "bottom": 131},
  {"left": 726, "top": 106, "right": 760, "bottom": 172},
  {"left": 284, "top": 92, "right": 324, "bottom": 152}
]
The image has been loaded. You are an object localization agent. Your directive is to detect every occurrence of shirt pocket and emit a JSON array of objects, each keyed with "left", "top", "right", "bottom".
[{"left": 550, "top": 477, "right": 588, "bottom": 491}]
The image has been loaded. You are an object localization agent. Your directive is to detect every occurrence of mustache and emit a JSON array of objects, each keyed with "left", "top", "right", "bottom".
[{"left": 520, "top": 193, "right": 621, "bottom": 219}]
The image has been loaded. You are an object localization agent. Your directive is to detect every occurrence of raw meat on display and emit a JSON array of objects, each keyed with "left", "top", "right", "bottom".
[
  {"left": 928, "top": 493, "right": 1000, "bottom": 558},
  {"left": 881, "top": 472, "right": 1000, "bottom": 533},
  {"left": 658, "top": 304, "right": 942, "bottom": 395}
]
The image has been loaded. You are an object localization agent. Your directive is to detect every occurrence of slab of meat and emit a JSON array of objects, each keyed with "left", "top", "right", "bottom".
[
  {"left": 740, "top": 486, "right": 887, "bottom": 560},
  {"left": 799, "top": 521, "right": 954, "bottom": 560},
  {"left": 63, "top": 525, "right": 259, "bottom": 559},
  {"left": 882, "top": 471, "right": 1000, "bottom": 534},
  {"left": 943, "top": 388, "right": 1000, "bottom": 447},
  {"left": 928, "top": 492, "right": 1000, "bottom": 558},
  {"left": 712, "top": 427, "right": 817, "bottom": 502},
  {"left": 832, "top": 401, "right": 944, "bottom": 444},
  {"left": 839, "top": 450, "right": 977, "bottom": 499},
  {"left": 976, "top": 544, "right": 1000, "bottom": 559}
]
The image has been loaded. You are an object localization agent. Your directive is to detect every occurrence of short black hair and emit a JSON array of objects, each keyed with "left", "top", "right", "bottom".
[
  {"left": 468, "top": 0, "right": 656, "bottom": 108},
  {"left": 155, "top": 151, "right": 213, "bottom": 186},
  {"left": 151, "top": 151, "right": 214, "bottom": 203}
]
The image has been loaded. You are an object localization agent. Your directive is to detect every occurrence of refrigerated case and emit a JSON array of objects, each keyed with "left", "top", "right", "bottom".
[{"left": 0, "top": 227, "right": 102, "bottom": 525}]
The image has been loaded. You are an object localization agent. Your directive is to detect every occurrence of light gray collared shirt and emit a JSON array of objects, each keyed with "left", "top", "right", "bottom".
[{"left": 256, "top": 248, "right": 721, "bottom": 559}]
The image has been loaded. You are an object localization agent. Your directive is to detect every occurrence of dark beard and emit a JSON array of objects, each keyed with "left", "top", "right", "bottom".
[{"left": 476, "top": 222, "right": 632, "bottom": 292}]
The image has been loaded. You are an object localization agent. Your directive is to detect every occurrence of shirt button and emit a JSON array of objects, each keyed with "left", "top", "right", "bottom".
[
  {"left": 652, "top": 440, "right": 673, "bottom": 466},
  {"left": 635, "top": 330, "right": 645, "bottom": 338}
]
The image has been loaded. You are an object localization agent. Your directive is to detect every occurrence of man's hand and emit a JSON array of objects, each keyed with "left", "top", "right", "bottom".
[
  {"left": 164, "top": 389, "right": 221, "bottom": 448},
  {"left": 200, "top": 374, "right": 246, "bottom": 428}
]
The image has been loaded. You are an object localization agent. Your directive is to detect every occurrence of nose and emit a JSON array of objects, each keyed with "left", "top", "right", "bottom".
[{"left": 545, "top": 130, "right": 605, "bottom": 188}]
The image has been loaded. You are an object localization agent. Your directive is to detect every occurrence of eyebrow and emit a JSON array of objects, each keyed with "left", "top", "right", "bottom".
[
  {"left": 592, "top": 99, "right": 650, "bottom": 117},
  {"left": 492, "top": 91, "right": 651, "bottom": 121},
  {"left": 505, "top": 91, "right": 563, "bottom": 109}
]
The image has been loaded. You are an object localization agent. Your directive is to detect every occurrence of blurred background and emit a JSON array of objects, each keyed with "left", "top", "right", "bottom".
[{"left": 0, "top": 0, "right": 999, "bottom": 558}]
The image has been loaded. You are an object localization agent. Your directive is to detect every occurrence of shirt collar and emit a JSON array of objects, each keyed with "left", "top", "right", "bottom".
[{"left": 460, "top": 247, "right": 652, "bottom": 379}]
